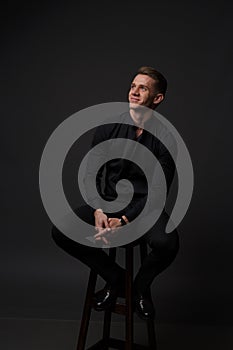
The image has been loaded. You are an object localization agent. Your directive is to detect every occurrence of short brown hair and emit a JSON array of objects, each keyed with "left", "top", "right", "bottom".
[{"left": 136, "top": 66, "right": 167, "bottom": 95}]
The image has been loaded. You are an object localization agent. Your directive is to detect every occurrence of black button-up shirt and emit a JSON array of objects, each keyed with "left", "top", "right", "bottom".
[{"left": 84, "top": 111, "right": 176, "bottom": 222}]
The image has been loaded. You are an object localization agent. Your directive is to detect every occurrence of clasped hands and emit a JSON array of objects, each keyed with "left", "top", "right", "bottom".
[{"left": 94, "top": 209, "right": 126, "bottom": 245}]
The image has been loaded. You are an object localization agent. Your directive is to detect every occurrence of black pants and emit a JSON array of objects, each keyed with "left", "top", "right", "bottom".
[{"left": 52, "top": 205, "right": 179, "bottom": 295}]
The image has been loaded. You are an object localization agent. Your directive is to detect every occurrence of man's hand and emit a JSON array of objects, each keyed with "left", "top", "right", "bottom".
[
  {"left": 94, "top": 209, "right": 109, "bottom": 232},
  {"left": 94, "top": 209, "right": 111, "bottom": 245},
  {"left": 94, "top": 217, "right": 122, "bottom": 244},
  {"left": 93, "top": 212, "right": 129, "bottom": 245},
  {"left": 108, "top": 218, "right": 122, "bottom": 229},
  {"left": 108, "top": 215, "right": 129, "bottom": 228}
]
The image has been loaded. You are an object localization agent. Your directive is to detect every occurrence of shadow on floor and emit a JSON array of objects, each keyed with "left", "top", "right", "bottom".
[{"left": 1, "top": 318, "right": 233, "bottom": 350}]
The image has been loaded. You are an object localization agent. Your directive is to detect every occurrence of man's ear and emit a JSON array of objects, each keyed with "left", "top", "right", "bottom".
[{"left": 153, "top": 93, "right": 164, "bottom": 105}]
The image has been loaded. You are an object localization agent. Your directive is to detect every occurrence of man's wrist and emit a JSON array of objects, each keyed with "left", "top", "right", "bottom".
[
  {"left": 122, "top": 215, "right": 129, "bottom": 224},
  {"left": 120, "top": 215, "right": 129, "bottom": 226}
]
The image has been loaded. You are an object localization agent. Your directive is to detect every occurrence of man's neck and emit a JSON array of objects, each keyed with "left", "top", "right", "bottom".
[{"left": 129, "top": 107, "right": 153, "bottom": 128}]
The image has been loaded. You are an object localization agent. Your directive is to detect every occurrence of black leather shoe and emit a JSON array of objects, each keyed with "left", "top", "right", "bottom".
[
  {"left": 93, "top": 285, "right": 118, "bottom": 311},
  {"left": 93, "top": 277, "right": 125, "bottom": 311},
  {"left": 134, "top": 294, "right": 155, "bottom": 320}
]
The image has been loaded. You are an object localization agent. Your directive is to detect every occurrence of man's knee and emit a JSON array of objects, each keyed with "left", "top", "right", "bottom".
[
  {"left": 74, "top": 205, "right": 95, "bottom": 225},
  {"left": 147, "top": 230, "right": 179, "bottom": 258},
  {"left": 51, "top": 204, "right": 95, "bottom": 250},
  {"left": 51, "top": 223, "right": 94, "bottom": 261}
]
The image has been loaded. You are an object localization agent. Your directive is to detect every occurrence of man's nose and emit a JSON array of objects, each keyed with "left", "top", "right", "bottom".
[{"left": 132, "top": 87, "right": 140, "bottom": 95}]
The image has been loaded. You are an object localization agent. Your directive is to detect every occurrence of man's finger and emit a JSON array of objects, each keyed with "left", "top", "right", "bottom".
[
  {"left": 94, "top": 230, "right": 107, "bottom": 238},
  {"left": 104, "top": 218, "right": 110, "bottom": 228},
  {"left": 95, "top": 226, "right": 103, "bottom": 233},
  {"left": 94, "top": 227, "right": 111, "bottom": 238},
  {"left": 94, "top": 236, "right": 109, "bottom": 245},
  {"left": 101, "top": 236, "right": 109, "bottom": 245}
]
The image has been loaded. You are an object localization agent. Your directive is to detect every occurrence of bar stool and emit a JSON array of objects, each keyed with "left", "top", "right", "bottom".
[{"left": 76, "top": 241, "right": 157, "bottom": 350}]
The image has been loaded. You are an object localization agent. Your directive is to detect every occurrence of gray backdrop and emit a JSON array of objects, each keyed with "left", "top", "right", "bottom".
[{"left": 1, "top": 0, "right": 233, "bottom": 326}]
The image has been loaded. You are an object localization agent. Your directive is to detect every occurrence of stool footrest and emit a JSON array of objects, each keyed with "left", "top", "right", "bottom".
[
  {"left": 87, "top": 337, "right": 151, "bottom": 350},
  {"left": 109, "top": 337, "right": 151, "bottom": 349},
  {"left": 113, "top": 302, "right": 126, "bottom": 314},
  {"left": 87, "top": 339, "right": 107, "bottom": 350}
]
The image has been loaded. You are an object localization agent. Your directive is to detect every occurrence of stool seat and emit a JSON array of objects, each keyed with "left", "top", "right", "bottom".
[{"left": 76, "top": 242, "right": 157, "bottom": 350}]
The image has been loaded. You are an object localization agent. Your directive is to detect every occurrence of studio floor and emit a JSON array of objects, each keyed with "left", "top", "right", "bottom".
[{"left": 1, "top": 318, "right": 233, "bottom": 350}]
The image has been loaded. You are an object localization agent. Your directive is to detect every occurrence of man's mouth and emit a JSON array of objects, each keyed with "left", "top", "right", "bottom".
[{"left": 130, "top": 98, "right": 140, "bottom": 102}]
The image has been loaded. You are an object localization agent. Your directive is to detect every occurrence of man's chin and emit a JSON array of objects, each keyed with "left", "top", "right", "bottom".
[
  {"left": 129, "top": 102, "right": 142, "bottom": 109},
  {"left": 129, "top": 102, "right": 150, "bottom": 114}
]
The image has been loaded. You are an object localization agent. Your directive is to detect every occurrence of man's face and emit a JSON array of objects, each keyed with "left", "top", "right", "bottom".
[{"left": 128, "top": 74, "right": 160, "bottom": 110}]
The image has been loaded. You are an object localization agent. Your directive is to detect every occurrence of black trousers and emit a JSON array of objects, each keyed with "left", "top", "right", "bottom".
[{"left": 52, "top": 205, "right": 179, "bottom": 295}]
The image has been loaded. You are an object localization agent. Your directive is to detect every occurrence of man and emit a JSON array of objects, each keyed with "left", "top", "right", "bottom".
[{"left": 52, "top": 66, "right": 179, "bottom": 320}]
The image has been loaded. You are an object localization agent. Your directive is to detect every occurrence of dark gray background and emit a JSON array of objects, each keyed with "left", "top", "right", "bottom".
[{"left": 1, "top": 0, "right": 233, "bottom": 328}]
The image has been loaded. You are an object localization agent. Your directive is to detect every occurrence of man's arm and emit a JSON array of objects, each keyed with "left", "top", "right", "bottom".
[
  {"left": 83, "top": 125, "right": 108, "bottom": 210},
  {"left": 83, "top": 124, "right": 115, "bottom": 236},
  {"left": 122, "top": 133, "right": 177, "bottom": 222}
]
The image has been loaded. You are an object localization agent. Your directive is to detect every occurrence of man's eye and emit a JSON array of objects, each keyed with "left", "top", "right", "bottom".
[{"left": 141, "top": 87, "right": 147, "bottom": 91}]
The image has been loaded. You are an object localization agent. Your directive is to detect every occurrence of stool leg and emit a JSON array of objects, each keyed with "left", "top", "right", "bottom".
[
  {"left": 147, "top": 319, "right": 157, "bottom": 350},
  {"left": 140, "top": 243, "right": 157, "bottom": 349},
  {"left": 103, "top": 248, "right": 116, "bottom": 349},
  {"left": 101, "top": 248, "right": 117, "bottom": 349},
  {"left": 76, "top": 269, "right": 97, "bottom": 350},
  {"left": 125, "top": 246, "right": 134, "bottom": 350},
  {"left": 102, "top": 309, "right": 112, "bottom": 349}
]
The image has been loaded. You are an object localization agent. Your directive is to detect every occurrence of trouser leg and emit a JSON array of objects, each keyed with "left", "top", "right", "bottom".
[
  {"left": 134, "top": 211, "right": 179, "bottom": 295},
  {"left": 51, "top": 205, "right": 125, "bottom": 286}
]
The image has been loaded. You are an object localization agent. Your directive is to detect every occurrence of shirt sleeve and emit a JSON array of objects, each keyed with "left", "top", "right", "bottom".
[
  {"left": 83, "top": 125, "right": 108, "bottom": 210},
  {"left": 123, "top": 132, "right": 177, "bottom": 222}
]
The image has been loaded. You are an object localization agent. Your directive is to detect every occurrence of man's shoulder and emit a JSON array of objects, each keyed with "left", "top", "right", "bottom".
[
  {"left": 96, "top": 111, "right": 131, "bottom": 134},
  {"left": 102, "top": 111, "right": 131, "bottom": 125},
  {"left": 92, "top": 111, "right": 130, "bottom": 144}
]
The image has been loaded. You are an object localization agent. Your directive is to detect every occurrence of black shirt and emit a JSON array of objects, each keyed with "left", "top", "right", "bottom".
[{"left": 84, "top": 111, "right": 176, "bottom": 222}]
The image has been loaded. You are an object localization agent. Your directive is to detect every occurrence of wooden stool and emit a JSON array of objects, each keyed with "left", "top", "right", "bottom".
[{"left": 76, "top": 242, "right": 157, "bottom": 350}]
